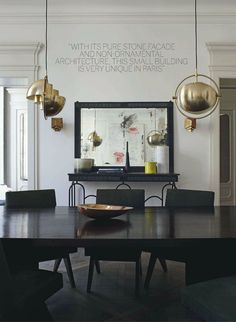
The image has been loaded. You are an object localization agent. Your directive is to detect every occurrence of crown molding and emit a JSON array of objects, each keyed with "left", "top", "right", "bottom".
[
  {"left": 1, "top": 11, "right": 236, "bottom": 24},
  {"left": 0, "top": 42, "right": 42, "bottom": 54},
  {"left": 207, "top": 42, "right": 236, "bottom": 52},
  {"left": 207, "top": 43, "right": 236, "bottom": 68},
  {"left": 0, "top": 65, "right": 39, "bottom": 72}
]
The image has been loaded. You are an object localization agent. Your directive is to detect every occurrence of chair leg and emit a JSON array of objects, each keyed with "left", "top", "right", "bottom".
[
  {"left": 53, "top": 258, "right": 62, "bottom": 272},
  {"left": 87, "top": 258, "right": 95, "bottom": 292},
  {"left": 140, "top": 260, "right": 142, "bottom": 276},
  {"left": 135, "top": 258, "right": 141, "bottom": 297},
  {"left": 158, "top": 257, "right": 168, "bottom": 272},
  {"left": 63, "top": 255, "right": 76, "bottom": 288},
  {"left": 144, "top": 253, "right": 157, "bottom": 289},
  {"left": 95, "top": 260, "right": 101, "bottom": 274}
]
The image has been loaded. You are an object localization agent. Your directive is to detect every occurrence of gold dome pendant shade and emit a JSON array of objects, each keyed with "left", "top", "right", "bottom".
[
  {"left": 26, "top": 78, "right": 51, "bottom": 104},
  {"left": 26, "top": 75, "right": 66, "bottom": 119},
  {"left": 146, "top": 109, "right": 166, "bottom": 147},
  {"left": 147, "top": 130, "right": 163, "bottom": 147},
  {"left": 173, "top": 0, "right": 220, "bottom": 126},
  {"left": 173, "top": 73, "right": 220, "bottom": 119},
  {"left": 88, "top": 109, "right": 103, "bottom": 148},
  {"left": 88, "top": 131, "right": 103, "bottom": 147},
  {"left": 26, "top": 0, "right": 66, "bottom": 119}
]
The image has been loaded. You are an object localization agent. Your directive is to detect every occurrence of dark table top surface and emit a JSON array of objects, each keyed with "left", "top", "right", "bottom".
[{"left": 1, "top": 206, "right": 236, "bottom": 247}]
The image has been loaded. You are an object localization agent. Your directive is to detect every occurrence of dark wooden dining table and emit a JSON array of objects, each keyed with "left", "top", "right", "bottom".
[{"left": 1, "top": 206, "right": 236, "bottom": 284}]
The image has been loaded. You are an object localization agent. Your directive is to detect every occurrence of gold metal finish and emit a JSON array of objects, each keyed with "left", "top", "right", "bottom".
[
  {"left": 146, "top": 130, "right": 163, "bottom": 147},
  {"left": 51, "top": 118, "right": 63, "bottom": 131},
  {"left": 43, "top": 93, "right": 65, "bottom": 118},
  {"left": 26, "top": 0, "right": 66, "bottom": 118},
  {"left": 27, "top": 76, "right": 66, "bottom": 119},
  {"left": 88, "top": 131, "right": 103, "bottom": 147},
  {"left": 173, "top": 74, "right": 220, "bottom": 119},
  {"left": 173, "top": 0, "right": 220, "bottom": 122},
  {"left": 26, "top": 78, "right": 53, "bottom": 102},
  {"left": 180, "top": 82, "right": 217, "bottom": 112},
  {"left": 184, "top": 118, "right": 197, "bottom": 132}
]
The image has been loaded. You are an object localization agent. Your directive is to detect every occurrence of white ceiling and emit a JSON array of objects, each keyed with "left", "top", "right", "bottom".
[
  {"left": 0, "top": 0, "right": 236, "bottom": 24},
  {"left": 1, "top": 0, "right": 236, "bottom": 14}
]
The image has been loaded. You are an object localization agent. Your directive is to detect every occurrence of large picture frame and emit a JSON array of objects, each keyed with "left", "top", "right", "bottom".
[{"left": 74, "top": 101, "right": 174, "bottom": 173}]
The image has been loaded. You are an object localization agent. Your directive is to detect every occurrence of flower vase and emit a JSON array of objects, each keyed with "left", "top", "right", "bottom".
[{"left": 156, "top": 145, "right": 169, "bottom": 173}]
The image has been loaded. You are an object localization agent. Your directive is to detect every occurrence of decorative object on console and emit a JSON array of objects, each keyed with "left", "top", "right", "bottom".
[
  {"left": 51, "top": 118, "right": 63, "bottom": 131},
  {"left": 74, "top": 158, "right": 94, "bottom": 172},
  {"left": 156, "top": 145, "right": 169, "bottom": 173},
  {"left": 97, "top": 168, "right": 124, "bottom": 174},
  {"left": 144, "top": 161, "right": 157, "bottom": 174},
  {"left": 172, "top": 0, "right": 220, "bottom": 131},
  {"left": 125, "top": 141, "right": 130, "bottom": 172},
  {"left": 26, "top": 0, "right": 65, "bottom": 119}
]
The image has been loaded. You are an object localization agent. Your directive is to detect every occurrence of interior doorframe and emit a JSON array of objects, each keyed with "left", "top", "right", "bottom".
[
  {"left": 0, "top": 42, "right": 42, "bottom": 189},
  {"left": 207, "top": 42, "right": 236, "bottom": 205}
]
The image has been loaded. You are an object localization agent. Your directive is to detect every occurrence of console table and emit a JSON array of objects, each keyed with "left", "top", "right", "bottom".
[{"left": 68, "top": 172, "right": 179, "bottom": 206}]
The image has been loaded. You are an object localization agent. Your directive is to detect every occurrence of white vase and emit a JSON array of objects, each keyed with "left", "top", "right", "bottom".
[{"left": 156, "top": 146, "right": 169, "bottom": 173}]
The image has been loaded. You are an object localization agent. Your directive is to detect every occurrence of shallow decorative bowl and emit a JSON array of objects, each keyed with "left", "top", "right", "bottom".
[{"left": 78, "top": 204, "right": 133, "bottom": 220}]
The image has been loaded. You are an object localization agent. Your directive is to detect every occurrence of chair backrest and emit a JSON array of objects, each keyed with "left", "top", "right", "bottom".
[
  {"left": 96, "top": 189, "right": 145, "bottom": 208},
  {"left": 165, "top": 189, "right": 215, "bottom": 207},
  {"left": 0, "top": 241, "right": 15, "bottom": 319},
  {"left": 5, "top": 189, "right": 56, "bottom": 208}
]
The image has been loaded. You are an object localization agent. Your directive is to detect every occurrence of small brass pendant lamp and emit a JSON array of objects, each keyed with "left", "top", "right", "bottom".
[
  {"left": 88, "top": 109, "right": 103, "bottom": 148},
  {"left": 147, "top": 109, "right": 163, "bottom": 147},
  {"left": 173, "top": 0, "right": 220, "bottom": 131},
  {"left": 26, "top": 0, "right": 65, "bottom": 119}
]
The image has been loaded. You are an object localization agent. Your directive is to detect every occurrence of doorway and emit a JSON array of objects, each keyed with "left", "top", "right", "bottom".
[
  {"left": 5, "top": 87, "right": 28, "bottom": 191},
  {"left": 0, "top": 42, "right": 42, "bottom": 191},
  {"left": 220, "top": 78, "right": 236, "bottom": 205},
  {"left": 0, "top": 83, "right": 28, "bottom": 191}
]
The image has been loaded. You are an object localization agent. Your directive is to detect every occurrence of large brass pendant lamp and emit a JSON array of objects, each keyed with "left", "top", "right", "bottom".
[
  {"left": 26, "top": 0, "right": 65, "bottom": 119},
  {"left": 173, "top": 0, "right": 220, "bottom": 129}
]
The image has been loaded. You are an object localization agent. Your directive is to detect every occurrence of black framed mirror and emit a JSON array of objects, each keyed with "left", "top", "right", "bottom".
[{"left": 74, "top": 101, "right": 174, "bottom": 173}]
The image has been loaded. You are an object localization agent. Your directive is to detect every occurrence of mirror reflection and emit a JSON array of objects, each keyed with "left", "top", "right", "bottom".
[{"left": 75, "top": 102, "right": 173, "bottom": 171}]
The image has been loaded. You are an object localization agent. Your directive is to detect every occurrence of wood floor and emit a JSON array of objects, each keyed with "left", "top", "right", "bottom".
[{"left": 41, "top": 251, "right": 202, "bottom": 321}]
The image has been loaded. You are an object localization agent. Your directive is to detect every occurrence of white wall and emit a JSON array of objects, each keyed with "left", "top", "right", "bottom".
[{"left": 1, "top": 0, "right": 236, "bottom": 205}]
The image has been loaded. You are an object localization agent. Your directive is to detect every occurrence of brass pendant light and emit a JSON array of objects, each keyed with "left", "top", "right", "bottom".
[
  {"left": 26, "top": 0, "right": 65, "bottom": 119},
  {"left": 173, "top": 0, "right": 220, "bottom": 124},
  {"left": 147, "top": 109, "right": 164, "bottom": 147},
  {"left": 88, "top": 109, "right": 103, "bottom": 148}
]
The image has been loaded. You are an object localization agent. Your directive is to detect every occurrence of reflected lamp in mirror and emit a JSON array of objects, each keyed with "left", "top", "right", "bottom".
[
  {"left": 74, "top": 101, "right": 174, "bottom": 173},
  {"left": 88, "top": 131, "right": 103, "bottom": 148},
  {"left": 51, "top": 117, "right": 63, "bottom": 131}
]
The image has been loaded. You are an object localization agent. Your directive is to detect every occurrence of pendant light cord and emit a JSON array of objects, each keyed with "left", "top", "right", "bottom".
[
  {"left": 45, "top": 0, "right": 48, "bottom": 76},
  {"left": 194, "top": 0, "right": 198, "bottom": 75}
]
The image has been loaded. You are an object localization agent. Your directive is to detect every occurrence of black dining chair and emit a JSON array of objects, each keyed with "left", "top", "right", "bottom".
[
  {"left": 144, "top": 188, "right": 215, "bottom": 289},
  {"left": 85, "top": 189, "right": 144, "bottom": 296},
  {"left": 181, "top": 275, "right": 236, "bottom": 321},
  {"left": 85, "top": 188, "right": 167, "bottom": 296},
  {"left": 0, "top": 239, "right": 63, "bottom": 321},
  {"left": 4, "top": 189, "right": 77, "bottom": 288},
  {"left": 165, "top": 188, "right": 215, "bottom": 207}
]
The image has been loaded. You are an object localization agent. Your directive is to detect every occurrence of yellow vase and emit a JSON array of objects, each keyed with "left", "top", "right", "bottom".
[{"left": 145, "top": 162, "right": 157, "bottom": 174}]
